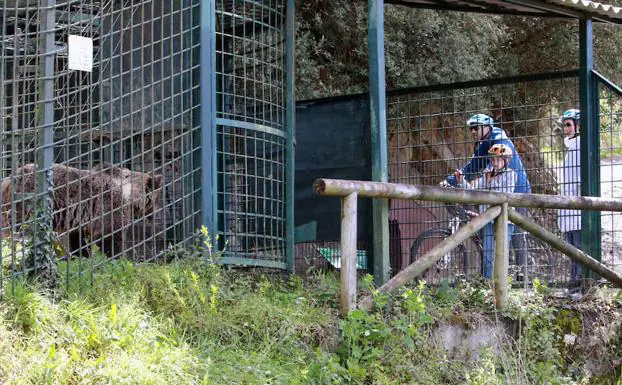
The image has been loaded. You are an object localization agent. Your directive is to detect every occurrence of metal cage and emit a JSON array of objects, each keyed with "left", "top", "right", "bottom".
[
  {"left": 0, "top": 0, "right": 202, "bottom": 286},
  {"left": 213, "top": 0, "right": 292, "bottom": 269},
  {"left": 0, "top": 0, "right": 295, "bottom": 289}
]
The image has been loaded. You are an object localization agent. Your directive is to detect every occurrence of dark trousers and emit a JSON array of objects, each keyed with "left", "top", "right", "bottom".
[
  {"left": 511, "top": 207, "right": 529, "bottom": 267},
  {"left": 564, "top": 230, "right": 582, "bottom": 282},
  {"left": 511, "top": 229, "right": 528, "bottom": 266}
]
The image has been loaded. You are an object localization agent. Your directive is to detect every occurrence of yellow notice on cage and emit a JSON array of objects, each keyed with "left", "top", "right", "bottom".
[{"left": 68, "top": 35, "right": 93, "bottom": 72}]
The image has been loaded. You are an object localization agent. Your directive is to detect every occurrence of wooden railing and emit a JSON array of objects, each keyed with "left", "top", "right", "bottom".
[{"left": 313, "top": 178, "right": 622, "bottom": 316}]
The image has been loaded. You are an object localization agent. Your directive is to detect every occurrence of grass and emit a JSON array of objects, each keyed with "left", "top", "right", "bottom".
[
  {"left": 0, "top": 256, "right": 620, "bottom": 384},
  {"left": 0, "top": 258, "right": 342, "bottom": 384}
]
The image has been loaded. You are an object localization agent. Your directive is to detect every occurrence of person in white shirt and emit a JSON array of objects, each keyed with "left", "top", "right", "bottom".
[
  {"left": 558, "top": 109, "right": 582, "bottom": 286},
  {"left": 455, "top": 143, "right": 517, "bottom": 279}
]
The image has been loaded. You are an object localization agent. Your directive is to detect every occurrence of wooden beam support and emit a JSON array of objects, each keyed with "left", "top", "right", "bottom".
[
  {"left": 508, "top": 208, "right": 622, "bottom": 288},
  {"left": 358, "top": 205, "right": 502, "bottom": 311},
  {"left": 340, "top": 192, "right": 358, "bottom": 315}
]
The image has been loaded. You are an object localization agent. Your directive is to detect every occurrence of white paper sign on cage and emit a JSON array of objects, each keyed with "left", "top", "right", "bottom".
[{"left": 68, "top": 35, "right": 93, "bottom": 72}]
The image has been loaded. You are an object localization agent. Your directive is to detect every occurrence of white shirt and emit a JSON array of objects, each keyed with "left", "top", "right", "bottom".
[
  {"left": 460, "top": 167, "right": 517, "bottom": 214},
  {"left": 558, "top": 136, "right": 581, "bottom": 232}
]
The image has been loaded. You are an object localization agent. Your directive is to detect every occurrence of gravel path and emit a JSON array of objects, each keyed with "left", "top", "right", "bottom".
[{"left": 600, "top": 158, "right": 622, "bottom": 273}]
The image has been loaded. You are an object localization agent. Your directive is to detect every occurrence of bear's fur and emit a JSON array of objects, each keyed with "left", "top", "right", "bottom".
[
  {"left": 0, "top": 163, "right": 164, "bottom": 259},
  {"left": 92, "top": 162, "right": 165, "bottom": 223},
  {"left": 92, "top": 162, "right": 168, "bottom": 261}
]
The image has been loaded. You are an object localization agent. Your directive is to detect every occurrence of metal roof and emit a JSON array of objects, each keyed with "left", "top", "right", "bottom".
[{"left": 385, "top": 0, "right": 622, "bottom": 24}]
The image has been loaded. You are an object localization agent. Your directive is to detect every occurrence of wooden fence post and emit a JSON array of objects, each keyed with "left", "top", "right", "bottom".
[
  {"left": 494, "top": 203, "right": 509, "bottom": 309},
  {"left": 341, "top": 192, "right": 358, "bottom": 315}
]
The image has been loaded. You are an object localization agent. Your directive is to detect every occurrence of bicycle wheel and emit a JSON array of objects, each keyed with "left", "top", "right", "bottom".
[{"left": 409, "top": 228, "right": 469, "bottom": 277}]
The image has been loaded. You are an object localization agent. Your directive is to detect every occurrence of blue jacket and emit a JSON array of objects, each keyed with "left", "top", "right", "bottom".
[{"left": 446, "top": 127, "right": 531, "bottom": 194}]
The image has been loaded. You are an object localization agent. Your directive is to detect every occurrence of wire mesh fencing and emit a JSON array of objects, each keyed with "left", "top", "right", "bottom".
[
  {"left": 596, "top": 80, "right": 622, "bottom": 277},
  {"left": 385, "top": 71, "right": 598, "bottom": 286},
  {"left": 215, "top": 0, "right": 289, "bottom": 268},
  {"left": 0, "top": 0, "right": 201, "bottom": 289},
  {"left": 292, "top": 70, "right": 622, "bottom": 284}
]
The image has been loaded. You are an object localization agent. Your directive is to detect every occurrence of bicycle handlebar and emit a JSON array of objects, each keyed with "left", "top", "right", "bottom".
[{"left": 438, "top": 182, "right": 478, "bottom": 222}]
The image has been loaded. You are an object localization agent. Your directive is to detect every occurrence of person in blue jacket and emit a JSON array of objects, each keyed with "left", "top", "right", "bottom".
[{"left": 444, "top": 113, "right": 532, "bottom": 279}]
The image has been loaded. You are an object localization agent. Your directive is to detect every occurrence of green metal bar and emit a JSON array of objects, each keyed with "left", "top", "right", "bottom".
[
  {"left": 592, "top": 69, "right": 622, "bottom": 97},
  {"left": 368, "top": 0, "right": 389, "bottom": 285},
  {"left": 200, "top": 0, "right": 218, "bottom": 239},
  {"left": 186, "top": 0, "right": 200, "bottom": 246},
  {"left": 299, "top": 70, "right": 579, "bottom": 106},
  {"left": 579, "top": 18, "right": 602, "bottom": 277},
  {"left": 285, "top": 0, "right": 296, "bottom": 273},
  {"left": 389, "top": 69, "right": 580, "bottom": 98},
  {"left": 35, "top": 0, "right": 56, "bottom": 267}
]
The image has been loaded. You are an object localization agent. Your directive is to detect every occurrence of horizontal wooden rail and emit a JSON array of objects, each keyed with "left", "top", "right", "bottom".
[{"left": 314, "top": 178, "right": 622, "bottom": 212}]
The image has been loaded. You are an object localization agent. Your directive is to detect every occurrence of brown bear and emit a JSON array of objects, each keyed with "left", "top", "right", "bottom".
[
  {"left": 92, "top": 162, "right": 168, "bottom": 261},
  {"left": 0, "top": 163, "right": 164, "bottom": 260},
  {"left": 92, "top": 162, "right": 165, "bottom": 223}
]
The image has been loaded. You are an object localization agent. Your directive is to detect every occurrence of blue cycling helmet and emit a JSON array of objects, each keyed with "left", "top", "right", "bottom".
[
  {"left": 466, "top": 113, "right": 494, "bottom": 127},
  {"left": 561, "top": 109, "right": 580, "bottom": 122}
]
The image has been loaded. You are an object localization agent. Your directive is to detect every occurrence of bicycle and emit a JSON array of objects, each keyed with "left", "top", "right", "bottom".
[
  {"left": 408, "top": 184, "right": 538, "bottom": 282},
  {"left": 408, "top": 192, "right": 483, "bottom": 280}
]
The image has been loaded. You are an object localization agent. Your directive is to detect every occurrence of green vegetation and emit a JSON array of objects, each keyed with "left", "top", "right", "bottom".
[
  {"left": 0, "top": 256, "right": 621, "bottom": 384},
  {"left": 296, "top": 1, "right": 622, "bottom": 100},
  {"left": 0, "top": 223, "right": 620, "bottom": 384}
]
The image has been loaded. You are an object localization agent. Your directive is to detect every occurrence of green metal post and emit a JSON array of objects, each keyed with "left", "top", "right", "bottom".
[
  {"left": 200, "top": 0, "right": 218, "bottom": 239},
  {"left": 368, "top": 0, "right": 389, "bottom": 285},
  {"left": 579, "top": 18, "right": 601, "bottom": 278},
  {"left": 285, "top": 0, "right": 296, "bottom": 273}
]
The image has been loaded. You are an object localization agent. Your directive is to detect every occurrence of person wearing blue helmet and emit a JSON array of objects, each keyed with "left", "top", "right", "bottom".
[
  {"left": 558, "top": 108, "right": 582, "bottom": 286},
  {"left": 444, "top": 113, "right": 532, "bottom": 279}
]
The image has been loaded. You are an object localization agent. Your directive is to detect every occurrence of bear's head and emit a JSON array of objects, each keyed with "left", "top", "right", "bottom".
[{"left": 94, "top": 163, "right": 165, "bottom": 219}]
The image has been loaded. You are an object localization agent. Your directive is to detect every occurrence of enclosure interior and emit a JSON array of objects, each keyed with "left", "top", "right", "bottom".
[{"left": 0, "top": 0, "right": 201, "bottom": 280}]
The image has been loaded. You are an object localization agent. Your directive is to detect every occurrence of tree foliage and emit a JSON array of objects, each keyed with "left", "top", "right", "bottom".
[{"left": 295, "top": 0, "right": 622, "bottom": 100}]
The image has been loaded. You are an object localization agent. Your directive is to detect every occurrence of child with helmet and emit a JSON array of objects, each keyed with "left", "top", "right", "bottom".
[{"left": 454, "top": 143, "right": 517, "bottom": 279}]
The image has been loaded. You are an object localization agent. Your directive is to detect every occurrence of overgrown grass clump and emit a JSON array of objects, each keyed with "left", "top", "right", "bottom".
[
  {"left": 0, "top": 257, "right": 621, "bottom": 384},
  {"left": 0, "top": 257, "right": 343, "bottom": 384}
]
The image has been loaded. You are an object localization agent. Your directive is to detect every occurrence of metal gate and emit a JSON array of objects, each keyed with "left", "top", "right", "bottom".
[{"left": 210, "top": 0, "right": 294, "bottom": 269}]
